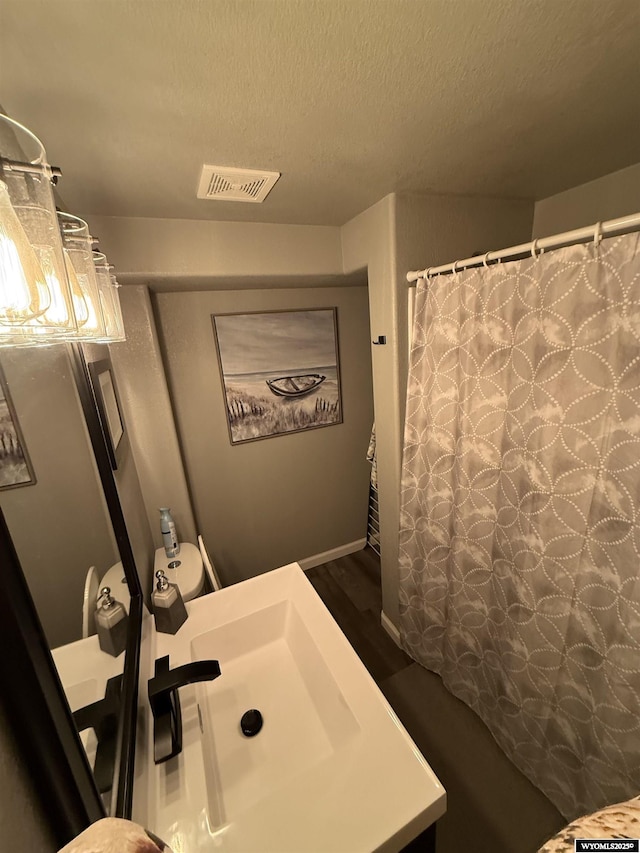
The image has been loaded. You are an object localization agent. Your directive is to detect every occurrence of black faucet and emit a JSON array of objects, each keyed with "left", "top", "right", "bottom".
[
  {"left": 148, "top": 655, "right": 221, "bottom": 764},
  {"left": 73, "top": 674, "right": 122, "bottom": 793}
]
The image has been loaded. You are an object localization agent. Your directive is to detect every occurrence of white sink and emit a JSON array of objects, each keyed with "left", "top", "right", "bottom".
[
  {"left": 192, "top": 598, "right": 361, "bottom": 827},
  {"left": 52, "top": 635, "right": 125, "bottom": 775},
  {"left": 136, "top": 563, "right": 445, "bottom": 852}
]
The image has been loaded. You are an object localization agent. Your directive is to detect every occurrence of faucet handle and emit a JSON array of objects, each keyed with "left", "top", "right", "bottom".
[
  {"left": 148, "top": 656, "right": 182, "bottom": 764},
  {"left": 148, "top": 655, "right": 222, "bottom": 764}
]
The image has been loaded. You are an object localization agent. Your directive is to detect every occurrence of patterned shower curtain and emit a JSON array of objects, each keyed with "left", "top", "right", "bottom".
[{"left": 399, "top": 233, "right": 640, "bottom": 820}]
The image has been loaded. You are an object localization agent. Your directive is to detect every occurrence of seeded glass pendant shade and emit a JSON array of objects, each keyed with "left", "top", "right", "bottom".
[
  {"left": 0, "top": 114, "right": 126, "bottom": 347},
  {"left": 0, "top": 179, "right": 51, "bottom": 344},
  {"left": 0, "top": 114, "right": 77, "bottom": 344},
  {"left": 109, "top": 274, "right": 126, "bottom": 341},
  {"left": 93, "top": 252, "right": 126, "bottom": 342},
  {"left": 63, "top": 248, "right": 87, "bottom": 326},
  {"left": 58, "top": 211, "right": 106, "bottom": 340}
]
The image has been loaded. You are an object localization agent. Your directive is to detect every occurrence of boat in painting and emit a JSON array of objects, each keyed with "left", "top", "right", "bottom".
[{"left": 265, "top": 373, "right": 326, "bottom": 398}]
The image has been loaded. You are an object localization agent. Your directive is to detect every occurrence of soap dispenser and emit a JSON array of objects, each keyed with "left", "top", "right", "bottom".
[
  {"left": 95, "top": 587, "right": 128, "bottom": 657},
  {"left": 152, "top": 570, "right": 188, "bottom": 634},
  {"left": 159, "top": 507, "right": 180, "bottom": 558}
]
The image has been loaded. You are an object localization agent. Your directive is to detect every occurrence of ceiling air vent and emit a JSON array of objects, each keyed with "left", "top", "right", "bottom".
[{"left": 196, "top": 165, "right": 281, "bottom": 203}]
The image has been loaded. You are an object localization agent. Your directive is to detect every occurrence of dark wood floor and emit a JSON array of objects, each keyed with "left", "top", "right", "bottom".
[
  {"left": 306, "top": 547, "right": 566, "bottom": 853},
  {"left": 306, "top": 546, "right": 413, "bottom": 683}
]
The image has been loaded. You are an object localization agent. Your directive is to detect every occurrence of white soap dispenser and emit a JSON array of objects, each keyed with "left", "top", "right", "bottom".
[
  {"left": 159, "top": 507, "right": 180, "bottom": 558},
  {"left": 95, "top": 587, "right": 128, "bottom": 657}
]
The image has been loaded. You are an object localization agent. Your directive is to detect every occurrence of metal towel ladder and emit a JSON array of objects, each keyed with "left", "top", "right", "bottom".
[{"left": 366, "top": 482, "right": 381, "bottom": 556}]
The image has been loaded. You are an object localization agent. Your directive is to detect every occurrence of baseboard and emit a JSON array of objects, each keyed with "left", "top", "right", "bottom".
[
  {"left": 298, "top": 538, "right": 367, "bottom": 571},
  {"left": 381, "top": 611, "right": 402, "bottom": 648}
]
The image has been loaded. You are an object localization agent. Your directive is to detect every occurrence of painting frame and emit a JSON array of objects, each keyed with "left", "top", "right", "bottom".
[
  {"left": 0, "top": 363, "right": 36, "bottom": 490},
  {"left": 88, "top": 359, "right": 125, "bottom": 470},
  {"left": 212, "top": 307, "right": 342, "bottom": 445}
]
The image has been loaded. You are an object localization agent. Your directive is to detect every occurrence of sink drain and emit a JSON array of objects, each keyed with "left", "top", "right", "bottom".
[{"left": 240, "top": 708, "right": 263, "bottom": 737}]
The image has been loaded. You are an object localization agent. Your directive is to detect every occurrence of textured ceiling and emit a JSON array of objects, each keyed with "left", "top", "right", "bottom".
[{"left": 1, "top": 0, "right": 639, "bottom": 226}]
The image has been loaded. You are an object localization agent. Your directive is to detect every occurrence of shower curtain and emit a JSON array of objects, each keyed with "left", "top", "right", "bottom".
[{"left": 399, "top": 232, "right": 640, "bottom": 820}]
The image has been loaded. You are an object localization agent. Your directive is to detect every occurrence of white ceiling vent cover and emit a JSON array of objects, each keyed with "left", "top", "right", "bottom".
[{"left": 197, "top": 165, "right": 281, "bottom": 203}]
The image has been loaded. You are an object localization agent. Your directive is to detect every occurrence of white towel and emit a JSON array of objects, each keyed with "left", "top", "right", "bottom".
[{"left": 58, "top": 817, "right": 171, "bottom": 853}]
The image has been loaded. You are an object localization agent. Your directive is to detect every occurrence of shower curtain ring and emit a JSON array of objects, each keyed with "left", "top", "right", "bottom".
[
  {"left": 593, "top": 221, "right": 602, "bottom": 248},
  {"left": 531, "top": 239, "right": 539, "bottom": 259},
  {"left": 483, "top": 252, "right": 491, "bottom": 268}
]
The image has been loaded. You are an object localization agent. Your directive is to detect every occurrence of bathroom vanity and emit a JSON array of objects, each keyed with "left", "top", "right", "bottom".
[{"left": 133, "top": 563, "right": 446, "bottom": 852}]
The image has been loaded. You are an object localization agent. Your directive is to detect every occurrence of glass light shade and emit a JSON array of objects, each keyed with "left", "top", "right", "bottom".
[
  {"left": 0, "top": 179, "right": 52, "bottom": 346},
  {"left": 109, "top": 274, "right": 126, "bottom": 340},
  {"left": 0, "top": 114, "right": 77, "bottom": 342},
  {"left": 93, "top": 253, "right": 126, "bottom": 342},
  {"left": 63, "top": 249, "right": 88, "bottom": 325},
  {"left": 58, "top": 212, "right": 106, "bottom": 340}
]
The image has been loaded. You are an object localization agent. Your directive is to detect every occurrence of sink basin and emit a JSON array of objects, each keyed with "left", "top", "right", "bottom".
[
  {"left": 52, "top": 635, "right": 124, "bottom": 776},
  {"left": 137, "top": 563, "right": 445, "bottom": 852},
  {"left": 192, "top": 598, "right": 361, "bottom": 827}
]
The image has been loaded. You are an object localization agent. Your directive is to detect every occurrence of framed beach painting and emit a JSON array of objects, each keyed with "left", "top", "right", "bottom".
[
  {"left": 0, "top": 365, "right": 36, "bottom": 490},
  {"left": 212, "top": 308, "right": 342, "bottom": 444}
]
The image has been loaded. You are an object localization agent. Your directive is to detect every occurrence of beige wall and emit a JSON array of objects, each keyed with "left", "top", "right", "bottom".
[
  {"left": 82, "top": 343, "right": 157, "bottom": 601},
  {"left": 0, "top": 346, "right": 118, "bottom": 648},
  {"left": 342, "top": 195, "right": 400, "bottom": 618},
  {"left": 154, "top": 285, "right": 374, "bottom": 583},
  {"left": 90, "top": 215, "right": 343, "bottom": 284},
  {"left": 395, "top": 192, "right": 536, "bottom": 391},
  {"left": 109, "top": 286, "right": 196, "bottom": 559},
  {"left": 112, "top": 433, "right": 155, "bottom": 601},
  {"left": 532, "top": 163, "right": 640, "bottom": 237}
]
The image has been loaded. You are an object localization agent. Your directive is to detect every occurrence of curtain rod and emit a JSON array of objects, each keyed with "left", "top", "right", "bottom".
[{"left": 406, "top": 212, "right": 640, "bottom": 284}]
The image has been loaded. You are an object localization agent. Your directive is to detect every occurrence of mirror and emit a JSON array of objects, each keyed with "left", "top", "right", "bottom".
[{"left": 0, "top": 341, "right": 141, "bottom": 813}]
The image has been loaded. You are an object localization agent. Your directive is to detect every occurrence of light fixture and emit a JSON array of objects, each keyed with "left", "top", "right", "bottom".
[
  {"left": 0, "top": 179, "right": 50, "bottom": 337},
  {"left": 93, "top": 252, "right": 126, "bottom": 342},
  {"left": 0, "top": 114, "right": 126, "bottom": 347},
  {"left": 0, "top": 114, "right": 77, "bottom": 346},
  {"left": 109, "top": 273, "right": 126, "bottom": 341},
  {"left": 58, "top": 211, "right": 107, "bottom": 340}
]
